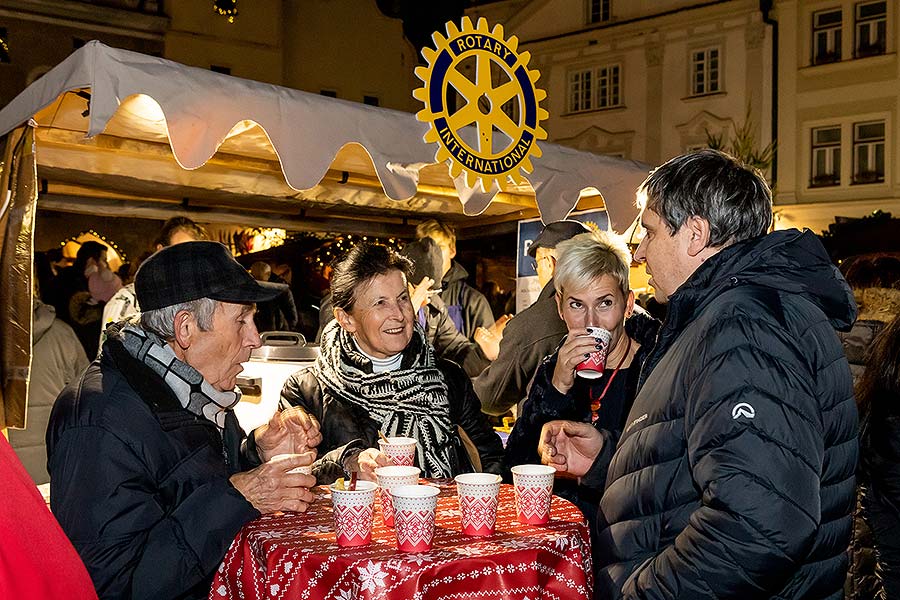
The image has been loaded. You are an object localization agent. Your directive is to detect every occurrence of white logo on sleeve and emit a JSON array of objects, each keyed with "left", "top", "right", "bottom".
[{"left": 731, "top": 403, "right": 756, "bottom": 419}]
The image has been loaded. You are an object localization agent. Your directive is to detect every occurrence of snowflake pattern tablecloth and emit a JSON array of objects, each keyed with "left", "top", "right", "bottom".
[{"left": 209, "top": 480, "right": 593, "bottom": 600}]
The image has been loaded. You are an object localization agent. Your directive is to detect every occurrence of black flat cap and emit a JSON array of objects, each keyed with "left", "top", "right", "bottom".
[
  {"left": 135, "top": 241, "right": 287, "bottom": 311},
  {"left": 527, "top": 220, "right": 592, "bottom": 257}
]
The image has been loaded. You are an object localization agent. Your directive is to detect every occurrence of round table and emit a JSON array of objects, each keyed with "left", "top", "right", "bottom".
[{"left": 210, "top": 479, "right": 593, "bottom": 600}]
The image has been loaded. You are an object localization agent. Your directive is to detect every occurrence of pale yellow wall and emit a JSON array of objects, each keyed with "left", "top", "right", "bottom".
[
  {"left": 164, "top": 0, "right": 283, "bottom": 84},
  {"left": 281, "top": 0, "right": 419, "bottom": 111}
]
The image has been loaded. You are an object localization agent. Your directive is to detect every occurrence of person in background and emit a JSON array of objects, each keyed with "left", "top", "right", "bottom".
[
  {"left": 100, "top": 216, "right": 208, "bottom": 351},
  {"left": 473, "top": 220, "right": 591, "bottom": 417},
  {"left": 416, "top": 219, "right": 496, "bottom": 339},
  {"left": 0, "top": 434, "right": 97, "bottom": 599},
  {"left": 504, "top": 231, "right": 657, "bottom": 531},
  {"left": 8, "top": 281, "right": 89, "bottom": 484},
  {"left": 281, "top": 242, "right": 505, "bottom": 483},
  {"left": 48, "top": 241, "right": 321, "bottom": 599},
  {"left": 250, "top": 260, "right": 299, "bottom": 333},
  {"left": 49, "top": 241, "right": 110, "bottom": 358},
  {"left": 540, "top": 149, "right": 857, "bottom": 599}
]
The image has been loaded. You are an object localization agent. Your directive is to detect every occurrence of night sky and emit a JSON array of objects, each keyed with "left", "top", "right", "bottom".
[{"left": 376, "top": 0, "right": 467, "bottom": 51}]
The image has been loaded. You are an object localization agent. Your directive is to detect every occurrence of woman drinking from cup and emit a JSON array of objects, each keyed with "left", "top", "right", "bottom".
[
  {"left": 281, "top": 243, "right": 505, "bottom": 483},
  {"left": 504, "top": 231, "right": 658, "bottom": 515}
]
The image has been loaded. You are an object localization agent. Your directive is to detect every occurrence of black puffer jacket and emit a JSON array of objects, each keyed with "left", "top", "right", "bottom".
[
  {"left": 280, "top": 348, "right": 505, "bottom": 483},
  {"left": 586, "top": 229, "right": 859, "bottom": 599},
  {"left": 46, "top": 336, "right": 261, "bottom": 599}
]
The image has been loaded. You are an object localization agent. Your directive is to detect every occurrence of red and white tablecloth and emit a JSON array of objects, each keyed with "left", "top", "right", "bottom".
[{"left": 210, "top": 479, "right": 593, "bottom": 600}]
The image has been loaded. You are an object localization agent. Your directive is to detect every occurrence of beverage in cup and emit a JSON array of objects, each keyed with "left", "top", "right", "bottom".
[
  {"left": 454, "top": 473, "right": 501, "bottom": 536},
  {"left": 575, "top": 326, "right": 612, "bottom": 379},
  {"left": 329, "top": 480, "right": 377, "bottom": 547},
  {"left": 391, "top": 484, "right": 440, "bottom": 552},
  {"left": 271, "top": 453, "right": 313, "bottom": 475},
  {"left": 377, "top": 436, "right": 417, "bottom": 466},
  {"left": 511, "top": 464, "right": 556, "bottom": 525},
  {"left": 374, "top": 465, "right": 421, "bottom": 527}
]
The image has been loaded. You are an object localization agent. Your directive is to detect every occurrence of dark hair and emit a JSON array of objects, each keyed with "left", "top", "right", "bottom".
[
  {"left": 73, "top": 241, "right": 107, "bottom": 274},
  {"left": 153, "top": 216, "right": 208, "bottom": 248},
  {"left": 639, "top": 149, "right": 772, "bottom": 247},
  {"left": 857, "top": 314, "right": 900, "bottom": 479},
  {"left": 841, "top": 253, "right": 900, "bottom": 290},
  {"left": 330, "top": 242, "right": 412, "bottom": 311}
]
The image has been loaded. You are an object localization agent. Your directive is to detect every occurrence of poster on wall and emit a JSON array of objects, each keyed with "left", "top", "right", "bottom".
[{"left": 515, "top": 209, "right": 609, "bottom": 313}]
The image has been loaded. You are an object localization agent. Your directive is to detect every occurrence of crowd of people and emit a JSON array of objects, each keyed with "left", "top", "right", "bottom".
[{"left": 7, "top": 148, "right": 900, "bottom": 599}]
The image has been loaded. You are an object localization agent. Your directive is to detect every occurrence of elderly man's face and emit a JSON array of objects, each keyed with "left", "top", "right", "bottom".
[{"left": 186, "top": 302, "right": 261, "bottom": 391}]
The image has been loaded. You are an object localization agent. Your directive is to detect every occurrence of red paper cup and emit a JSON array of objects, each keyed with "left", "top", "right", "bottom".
[
  {"left": 575, "top": 327, "right": 612, "bottom": 379},
  {"left": 377, "top": 436, "right": 417, "bottom": 466},
  {"left": 391, "top": 484, "right": 440, "bottom": 552},
  {"left": 374, "top": 466, "right": 420, "bottom": 527},
  {"left": 454, "top": 473, "right": 501, "bottom": 536},
  {"left": 329, "top": 480, "right": 377, "bottom": 547},
  {"left": 511, "top": 464, "right": 555, "bottom": 525}
]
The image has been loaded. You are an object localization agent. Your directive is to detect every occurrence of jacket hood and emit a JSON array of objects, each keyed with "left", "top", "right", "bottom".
[
  {"left": 674, "top": 229, "right": 857, "bottom": 331},
  {"left": 33, "top": 300, "right": 57, "bottom": 344},
  {"left": 443, "top": 261, "right": 469, "bottom": 286}
]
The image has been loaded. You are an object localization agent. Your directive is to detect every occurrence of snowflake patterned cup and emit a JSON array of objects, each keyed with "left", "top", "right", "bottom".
[
  {"left": 390, "top": 484, "right": 441, "bottom": 552},
  {"left": 377, "top": 436, "right": 417, "bottom": 467},
  {"left": 454, "top": 473, "right": 502, "bottom": 536},
  {"left": 330, "top": 480, "right": 378, "bottom": 547},
  {"left": 375, "top": 466, "right": 421, "bottom": 527},
  {"left": 511, "top": 464, "right": 556, "bottom": 525}
]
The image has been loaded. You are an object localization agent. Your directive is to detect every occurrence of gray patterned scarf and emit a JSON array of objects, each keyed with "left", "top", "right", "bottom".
[
  {"left": 108, "top": 321, "right": 241, "bottom": 429},
  {"left": 315, "top": 320, "right": 458, "bottom": 477}
]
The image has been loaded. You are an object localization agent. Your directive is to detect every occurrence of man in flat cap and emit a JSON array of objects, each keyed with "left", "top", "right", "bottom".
[
  {"left": 474, "top": 220, "right": 590, "bottom": 416},
  {"left": 47, "top": 241, "right": 322, "bottom": 600}
]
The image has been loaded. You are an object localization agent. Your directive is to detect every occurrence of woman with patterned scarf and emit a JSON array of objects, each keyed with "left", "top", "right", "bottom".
[{"left": 281, "top": 242, "right": 505, "bottom": 483}]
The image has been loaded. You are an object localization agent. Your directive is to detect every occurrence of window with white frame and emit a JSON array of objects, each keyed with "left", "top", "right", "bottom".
[
  {"left": 568, "top": 69, "right": 593, "bottom": 112},
  {"left": 811, "top": 126, "right": 841, "bottom": 187},
  {"left": 855, "top": 1, "right": 886, "bottom": 57},
  {"left": 589, "top": 0, "right": 610, "bottom": 24},
  {"left": 567, "top": 65, "right": 622, "bottom": 113},
  {"left": 812, "top": 8, "right": 842, "bottom": 64},
  {"left": 691, "top": 47, "right": 720, "bottom": 95},
  {"left": 597, "top": 65, "right": 620, "bottom": 108},
  {"left": 853, "top": 120, "right": 885, "bottom": 183}
]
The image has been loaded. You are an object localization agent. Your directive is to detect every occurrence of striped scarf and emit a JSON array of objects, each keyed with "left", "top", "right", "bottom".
[
  {"left": 314, "top": 320, "right": 457, "bottom": 477},
  {"left": 110, "top": 322, "right": 241, "bottom": 429}
]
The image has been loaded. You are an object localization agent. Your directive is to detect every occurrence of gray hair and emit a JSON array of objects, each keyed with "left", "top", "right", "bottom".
[
  {"left": 555, "top": 231, "right": 632, "bottom": 299},
  {"left": 141, "top": 297, "right": 219, "bottom": 341},
  {"left": 639, "top": 149, "right": 772, "bottom": 247}
]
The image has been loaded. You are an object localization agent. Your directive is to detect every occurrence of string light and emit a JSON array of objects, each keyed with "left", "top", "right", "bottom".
[
  {"left": 61, "top": 229, "right": 127, "bottom": 262},
  {"left": 212, "top": 0, "right": 238, "bottom": 23}
]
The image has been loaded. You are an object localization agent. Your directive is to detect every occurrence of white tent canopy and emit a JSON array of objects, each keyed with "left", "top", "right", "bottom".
[{"left": 0, "top": 41, "right": 649, "bottom": 235}]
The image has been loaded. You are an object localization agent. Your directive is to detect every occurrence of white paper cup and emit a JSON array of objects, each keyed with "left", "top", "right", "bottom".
[
  {"left": 271, "top": 453, "right": 314, "bottom": 475},
  {"left": 377, "top": 436, "right": 417, "bottom": 467},
  {"left": 391, "top": 484, "right": 440, "bottom": 552},
  {"left": 454, "top": 473, "right": 501, "bottom": 536},
  {"left": 511, "top": 464, "right": 556, "bottom": 525},
  {"left": 375, "top": 466, "right": 421, "bottom": 527},
  {"left": 329, "top": 480, "right": 377, "bottom": 547}
]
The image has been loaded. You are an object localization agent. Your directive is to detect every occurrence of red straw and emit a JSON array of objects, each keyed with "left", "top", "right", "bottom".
[{"left": 349, "top": 471, "right": 358, "bottom": 491}]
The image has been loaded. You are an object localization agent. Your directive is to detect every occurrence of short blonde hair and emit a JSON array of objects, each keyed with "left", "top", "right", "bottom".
[
  {"left": 554, "top": 231, "right": 632, "bottom": 299},
  {"left": 416, "top": 219, "right": 456, "bottom": 252}
]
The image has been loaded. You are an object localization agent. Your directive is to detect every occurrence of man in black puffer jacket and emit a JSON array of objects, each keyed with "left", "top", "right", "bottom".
[{"left": 540, "top": 149, "right": 858, "bottom": 599}]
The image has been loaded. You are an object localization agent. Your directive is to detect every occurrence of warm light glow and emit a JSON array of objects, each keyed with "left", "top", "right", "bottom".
[
  {"left": 250, "top": 228, "right": 287, "bottom": 253},
  {"left": 120, "top": 94, "right": 166, "bottom": 124}
]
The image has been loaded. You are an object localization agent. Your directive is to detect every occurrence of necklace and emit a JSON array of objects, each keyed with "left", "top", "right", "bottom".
[{"left": 590, "top": 336, "right": 633, "bottom": 423}]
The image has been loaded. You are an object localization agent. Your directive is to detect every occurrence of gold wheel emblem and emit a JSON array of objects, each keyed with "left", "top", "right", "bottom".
[{"left": 414, "top": 17, "right": 548, "bottom": 191}]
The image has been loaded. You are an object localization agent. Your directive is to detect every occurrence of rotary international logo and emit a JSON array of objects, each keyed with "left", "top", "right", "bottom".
[{"left": 414, "top": 17, "right": 548, "bottom": 191}]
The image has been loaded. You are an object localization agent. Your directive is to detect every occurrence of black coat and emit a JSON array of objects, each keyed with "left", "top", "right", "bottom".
[
  {"left": 46, "top": 338, "right": 261, "bottom": 600},
  {"left": 280, "top": 349, "right": 505, "bottom": 483},
  {"left": 586, "top": 229, "right": 859, "bottom": 599},
  {"left": 473, "top": 279, "right": 568, "bottom": 416},
  {"left": 441, "top": 261, "right": 495, "bottom": 340}
]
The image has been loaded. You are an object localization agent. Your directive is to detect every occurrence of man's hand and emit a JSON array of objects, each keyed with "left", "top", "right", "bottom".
[
  {"left": 551, "top": 328, "right": 602, "bottom": 395},
  {"left": 489, "top": 314, "right": 512, "bottom": 337},
  {"left": 345, "top": 448, "right": 391, "bottom": 481},
  {"left": 254, "top": 407, "right": 322, "bottom": 462},
  {"left": 230, "top": 452, "right": 317, "bottom": 513},
  {"left": 408, "top": 277, "right": 435, "bottom": 312},
  {"left": 538, "top": 420, "right": 603, "bottom": 478}
]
